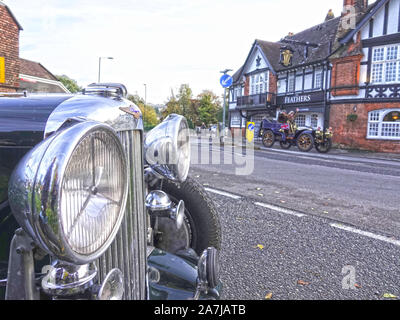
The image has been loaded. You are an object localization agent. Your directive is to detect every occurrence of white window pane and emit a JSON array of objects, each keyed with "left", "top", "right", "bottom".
[
  {"left": 385, "top": 62, "right": 397, "bottom": 82},
  {"left": 371, "top": 64, "right": 383, "bottom": 83},
  {"left": 373, "top": 47, "right": 385, "bottom": 62},
  {"left": 295, "top": 115, "right": 306, "bottom": 127},
  {"left": 368, "top": 123, "right": 379, "bottom": 136},
  {"left": 311, "top": 114, "right": 319, "bottom": 128},
  {"left": 387, "top": 46, "right": 398, "bottom": 60}
]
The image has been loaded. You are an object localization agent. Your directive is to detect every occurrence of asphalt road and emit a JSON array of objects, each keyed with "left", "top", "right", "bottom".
[{"left": 189, "top": 140, "right": 400, "bottom": 300}]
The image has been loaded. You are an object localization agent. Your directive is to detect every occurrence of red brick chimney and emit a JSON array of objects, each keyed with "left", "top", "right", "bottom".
[{"left": 342, "top": 0, "right": 368, "bottom": 15}]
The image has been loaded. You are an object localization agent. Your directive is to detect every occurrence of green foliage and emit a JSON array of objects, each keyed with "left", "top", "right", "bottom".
[
  {"left": 127, "top": 94, "right": 159, "bottom": 130},
  {"left": 347, "top": 113, "right": 358, "bottom": 122},
  {"left": 162, "top": 84, "right": 221, "bottom": 128},
  {"left": 56, "top": 75, "right": 82, "bottom": 93},
  {"left": 197, "top": 90, "right": 221, "bottom": 126}
]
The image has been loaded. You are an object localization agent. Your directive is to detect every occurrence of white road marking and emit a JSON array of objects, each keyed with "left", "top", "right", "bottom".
[
  {"left": 331, "top": 223, "right": 400, "bottom": 247},
  {"left": 254, "top": 202, "right": 305, "bottom": 218},
  {"left": 259, "top": 146, "right": 400, "bottom": 167},
  {"left": 204, "top": 187, "right": 242, "bottom": 200}
]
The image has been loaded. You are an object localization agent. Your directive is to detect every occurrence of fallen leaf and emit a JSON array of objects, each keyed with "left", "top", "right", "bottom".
[
  {"left": 323, "top": 211, "right": 329, "bottom": 214},
  {"left": 256, "top": 244, "right": 264, "bottom": 250},
  {"left": 280, "top": 200, "right": 286, "bottom": 204},
  {"left": 265, "top": 293, "right": 273, "bottom": 300},
  {"left": 258, "top": 193, "right": 264, "bottom": 197},
  {"left": 383, "top": 293, "right": 398, "bottom": 299},
  {"left": 256, "top": 187, "right": 262, "bottom": 191},
  {"left": 297, "top": 280, "right": 310, "bottom": 286}
]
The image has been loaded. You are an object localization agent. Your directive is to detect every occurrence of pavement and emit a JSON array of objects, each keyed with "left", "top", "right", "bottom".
[{"left": 188, "top": 138, "right": 400, "bottom": 300}]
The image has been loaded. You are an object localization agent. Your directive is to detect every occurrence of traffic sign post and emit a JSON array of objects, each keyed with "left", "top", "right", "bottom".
[{"left": 219, "top": 71, "right": 233, "bottom": 146}]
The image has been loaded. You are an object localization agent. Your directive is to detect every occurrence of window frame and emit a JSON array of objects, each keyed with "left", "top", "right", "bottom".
[
  {"left": 249, "top": 71, "right": 269, "bottom": 95},
  {"left": 370, "top": 45, "right": 400, "bottom": 84},
  {"left": 367, "top": 108, "right": 400, "bottom": 140}
]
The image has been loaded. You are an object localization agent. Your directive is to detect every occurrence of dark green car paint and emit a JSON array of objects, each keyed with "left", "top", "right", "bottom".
[{"left": 148, "top": 249, "right": 221, "bottom": 300}]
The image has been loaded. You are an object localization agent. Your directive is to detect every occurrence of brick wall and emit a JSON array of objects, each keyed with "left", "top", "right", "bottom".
[
  {"left": 331, "top": 54, "right": 362, "bottom": 97},
  {"left": 244, "top": 76, "right": 250, "bottom": 96},
  {"left": 0, "top": 5, "right": 20, "bottom": 92},
  {"left": 330, "top": 102, "right": 400, "bottom": 153}
]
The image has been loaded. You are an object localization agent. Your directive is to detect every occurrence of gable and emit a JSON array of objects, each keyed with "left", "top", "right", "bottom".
[{"left": 244, "top": 47, "right": 270, "bottom": 74}]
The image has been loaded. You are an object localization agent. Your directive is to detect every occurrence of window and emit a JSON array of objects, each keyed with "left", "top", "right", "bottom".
[
  {"left": 231, "top": 113, "right": 241, "bottom": 127},
  {"left": 288, "top": 74, "right": 295, "bottom": 92},
  {"left": 311, "top": 114, "right": 319, "bottom": 128},
  {"left": 367, "top": 109, "right": 400, "bottom": 139},
  {"left": 371, "top": 45, "right": 400, "bottom": 84},
  {"left": 295, "top": 114, "right": 306, "bottom": 127},
  {"left": 277, "top": 79, "right": 287, "bottom": 94},
  {"left": 250, "top": 72, "right": 269, "bottom": 95},
  {"left": 314, "top": 70, "right": 323, "bottom": 88}
]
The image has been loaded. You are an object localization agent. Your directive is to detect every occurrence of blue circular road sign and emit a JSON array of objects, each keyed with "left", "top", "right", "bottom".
[{"left": 220, "top": 74, "right": 233, "bottom": 88}]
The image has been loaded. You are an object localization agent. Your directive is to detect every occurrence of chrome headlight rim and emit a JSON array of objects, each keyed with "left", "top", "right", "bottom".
[
  {"left": 144, "top": 114, "right": 191, "bottom": 183},
  {"left": 9, "top": 121, "right": 128, "bottom": 265}
]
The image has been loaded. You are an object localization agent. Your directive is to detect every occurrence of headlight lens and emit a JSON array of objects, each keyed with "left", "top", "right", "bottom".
[
  {"left": 144, "top": 114, "right": 191, "bottom": 182},
  {"left": 9, "top": 121, "right": 128, "bottom": 264},
  {"left": 61, "top": 130, "right": 126, "bottom": 256}
]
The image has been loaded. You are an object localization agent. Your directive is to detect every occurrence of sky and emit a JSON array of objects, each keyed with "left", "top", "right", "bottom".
[{"left": 3, "top": 0, "right": 375, "bottom": 104}]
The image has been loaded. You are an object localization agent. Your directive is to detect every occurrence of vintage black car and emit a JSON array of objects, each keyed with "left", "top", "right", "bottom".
[
  {"left": 0, "top": 83, "right": 222, "bottom": 300},
  {"left": 258, "top": 118, "right": 333, "bottom": 153}
]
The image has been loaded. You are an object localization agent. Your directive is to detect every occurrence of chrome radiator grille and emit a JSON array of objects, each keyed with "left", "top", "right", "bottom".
[{"left": 96, "top": 129, "right": 147, "bottom": 300}]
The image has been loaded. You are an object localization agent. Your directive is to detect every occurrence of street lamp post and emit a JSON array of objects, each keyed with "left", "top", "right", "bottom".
[{"left": 98, "top": 57, "right": 114, "bottom": 83}]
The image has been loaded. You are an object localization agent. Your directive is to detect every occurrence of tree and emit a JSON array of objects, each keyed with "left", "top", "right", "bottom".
[
  {"left": 56, "top": 75, "right": 81, "bottom": 93},
  {"left": 127, "top": 94, "right": 159, "bottom": 130},
  {"left": 197, "top": 90, "right": 221, "bottom": 126}
]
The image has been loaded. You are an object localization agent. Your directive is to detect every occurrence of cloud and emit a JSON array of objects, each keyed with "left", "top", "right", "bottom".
[{"left": 7, "top": 0, "right": 350, "bottom": 103}]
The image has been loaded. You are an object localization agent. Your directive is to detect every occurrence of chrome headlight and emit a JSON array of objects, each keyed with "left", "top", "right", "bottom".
[
  {"left": 8, "top": 121, "right": 128, "bottom": 264},
  {"left": 144, "top": 114, "right": 190, "bottom": 182}
]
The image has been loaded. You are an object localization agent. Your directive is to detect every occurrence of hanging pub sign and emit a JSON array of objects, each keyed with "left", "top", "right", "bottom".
[{"left": 280, "top": 47, "right": 294, "bottom": 67}]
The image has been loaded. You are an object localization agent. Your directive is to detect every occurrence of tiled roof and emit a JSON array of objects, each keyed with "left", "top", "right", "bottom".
[
  {"left": 19, "top": 58, "right": 58, "bottom": 81},
  {"left": 256, "top": 40, "right": 282, "bottom": 71},
  {"left": 276, "top": 16, "right": 341, "bottom": 71}
]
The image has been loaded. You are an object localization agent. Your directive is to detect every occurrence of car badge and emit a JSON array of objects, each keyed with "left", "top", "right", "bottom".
[{"left": 120, "top": 105, "right": 142, "bottom": 119}]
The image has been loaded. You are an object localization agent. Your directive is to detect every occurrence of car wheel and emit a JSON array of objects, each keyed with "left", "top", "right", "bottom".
[
  {"left": 154, "top": 177, "right": 222, "bottom": 255},
  {"left": 315, "top": 138, "right": 332, "bottom": 153},
  {"left": 262, "top": 130, "right": 275, "bottom": 148},
  {"left": 297, "top": 132, "right": 314, "bottom": 152},
  {"left": 280, "top": 141, "right": 291, "bottom": 149}
]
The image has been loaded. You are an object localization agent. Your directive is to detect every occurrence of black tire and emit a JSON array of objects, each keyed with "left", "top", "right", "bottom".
[
  {"left": 315, "top": 138, "right": 332, "bottom": 153},
  {"left": 262, "top": 130, "right": 275, "bottom": 148},
  {"left": 297, "top": 132, "right": 314, "bottom": 152},
  {"left": 280, "top": 140, "right": 291, "bottom": 149},
  {"left": 156, "top": 176, "right": 222, "bottom": 255}
]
